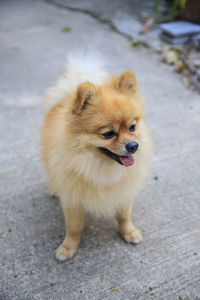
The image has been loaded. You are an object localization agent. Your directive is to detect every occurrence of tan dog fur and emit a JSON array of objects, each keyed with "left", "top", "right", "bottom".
[{"left": 40, "top": 56, "right": 153, "bottom": 261}]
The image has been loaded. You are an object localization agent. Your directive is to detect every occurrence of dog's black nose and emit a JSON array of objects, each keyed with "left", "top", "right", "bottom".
[{"left": 125, "top": 141, "right": 139, "bottom": 154}]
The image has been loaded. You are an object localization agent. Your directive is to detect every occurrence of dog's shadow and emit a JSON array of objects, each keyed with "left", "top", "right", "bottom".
[{"left": 33, "top": 188, "right": 120, "bottom": 257}]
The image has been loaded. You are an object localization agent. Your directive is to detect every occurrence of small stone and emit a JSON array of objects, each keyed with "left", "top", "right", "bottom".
[{"left": 193, "top": 59, "right": 200, "bottom": 68}]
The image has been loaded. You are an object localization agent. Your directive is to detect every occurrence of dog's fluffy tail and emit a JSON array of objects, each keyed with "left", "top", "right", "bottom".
[{"left": 44, "top": 53, "right": 108, "bottom": 113}]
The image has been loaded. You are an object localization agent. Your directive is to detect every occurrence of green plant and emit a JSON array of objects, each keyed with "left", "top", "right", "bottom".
[{"left": 153, "top": 0, "right": 187, "bottom": 22}]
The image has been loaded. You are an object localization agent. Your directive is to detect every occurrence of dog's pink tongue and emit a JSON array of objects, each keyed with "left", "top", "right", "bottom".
[{"left": 119, "top": 155, "right": 134, "bottom": 167}]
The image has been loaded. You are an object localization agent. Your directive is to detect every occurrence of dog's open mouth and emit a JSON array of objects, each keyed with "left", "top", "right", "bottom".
[{"left": 99, "top": 147, "right": 134, "bottom": 167}]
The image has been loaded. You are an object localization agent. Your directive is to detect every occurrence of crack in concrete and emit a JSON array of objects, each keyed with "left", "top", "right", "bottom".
[
  {"left": 44, "top": 0, "right": 200, "bottom": 94},
  {"left": 45, "top": 0, "right": 150, "bottom": 48}
]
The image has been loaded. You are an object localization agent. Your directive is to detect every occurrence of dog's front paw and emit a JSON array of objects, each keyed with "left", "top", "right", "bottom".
[
  {"left": 123, "top": 228, "right": 142, "bottom": 244},
  {"left": 56, "top": 244, "right": 77, "bottom": 261}
]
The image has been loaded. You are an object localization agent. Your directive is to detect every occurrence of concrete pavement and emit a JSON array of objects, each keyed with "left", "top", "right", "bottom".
[{"left": 0, "top": 0, "right": 200, "bottom": 299}]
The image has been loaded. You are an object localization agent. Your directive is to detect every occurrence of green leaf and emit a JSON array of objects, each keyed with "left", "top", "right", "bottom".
[
  {"left": 99, "top": 18, "right": 112, "bottom": 24},
  {"left": 61, "top": 27, "right": 71, "bottom": 33},
  {"left": 153, "top": 0, "right": 161, "bottom": 13},
  {"left": 180, "top": 0, "right": 187, "bottom": 8},
  {"left": 165, "top": 49, "right": 179, "bottom": 65}
]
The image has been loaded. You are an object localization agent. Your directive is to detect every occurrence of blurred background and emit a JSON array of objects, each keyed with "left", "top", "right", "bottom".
[{"left": 0, "top": 1, "right": 200, "bottom": 300}]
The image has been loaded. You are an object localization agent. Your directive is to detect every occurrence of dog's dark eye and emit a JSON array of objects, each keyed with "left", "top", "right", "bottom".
[
  {"left": 129, "top": 124, "right": 136, "bottom": 132},
  {"left": 103, "top": 130, "right": 117, "bottom": 139}
]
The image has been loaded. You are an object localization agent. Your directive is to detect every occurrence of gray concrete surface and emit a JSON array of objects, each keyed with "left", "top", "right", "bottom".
[
  {"left": 0, "top": 0, "right": 200, "bottom": 299},
  {"left": 52, "top": 0, "right": 165, "bottom": 51}
]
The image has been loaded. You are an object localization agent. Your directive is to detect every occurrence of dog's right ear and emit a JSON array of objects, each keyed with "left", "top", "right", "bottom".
[
  {"left": 73, "top": 82, "right": 96, "bottom": 114},
  {"left": 113, "top": 70, "right": 138, "bottom": 95}
]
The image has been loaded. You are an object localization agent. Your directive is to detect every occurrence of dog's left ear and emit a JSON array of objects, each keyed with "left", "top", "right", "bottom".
[
  {"left": 113, "top": 70, "right": 138, "bottom": 95},
  {"left": 73, "top": 82, "right": 95, "bottom": 114}
]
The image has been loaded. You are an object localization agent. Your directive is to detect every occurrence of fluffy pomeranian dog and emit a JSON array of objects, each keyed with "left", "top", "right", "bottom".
[{"left": 40, "top": 54, "right": 153, "bottom": 261}]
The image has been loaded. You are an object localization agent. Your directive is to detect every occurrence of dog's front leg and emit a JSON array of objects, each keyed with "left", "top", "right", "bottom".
[
  {"left": 115, "top": 202, "right": 142, "bottom": 244},
  {"left": 56, "top": 202, "right": 85, "bottom": 261}
]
